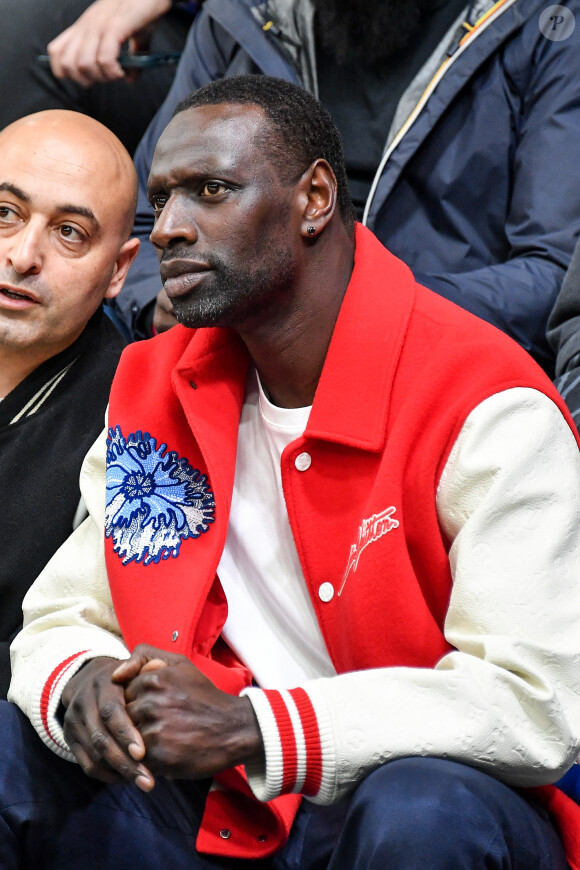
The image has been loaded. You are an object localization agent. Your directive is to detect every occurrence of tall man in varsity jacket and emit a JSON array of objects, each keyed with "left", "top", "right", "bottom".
[
  {"left": 0, "top": 110, "right": 140, "bottom": 699},
  {"left": 4, "top": 76, "right": 580, "bottom": 869}
]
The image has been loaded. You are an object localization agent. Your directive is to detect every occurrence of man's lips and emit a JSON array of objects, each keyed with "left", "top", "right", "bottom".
[
  {"left": 160, "top": 262, "right": 212, "bottom": 298},
  {"left": 0, "top": 284, "right": 40, "bottom": 309}
]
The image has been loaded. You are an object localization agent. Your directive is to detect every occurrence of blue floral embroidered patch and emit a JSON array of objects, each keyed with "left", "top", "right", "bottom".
[{"left": 105, "top": 426, "right": 215, "bottom": 565}]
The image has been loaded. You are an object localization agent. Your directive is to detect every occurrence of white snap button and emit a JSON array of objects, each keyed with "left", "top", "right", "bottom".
[
  {"left": 219, "top": 829, "right": 231, "bottom": 840},
  {"left": 319, "top": 582, "right": 334, "bottom": 602},
  {"left": 172, "top": 631, "right": 179, "bottom": 642},
  {"left": 295, "top": 452, "right": 311, "bottom": 471}
]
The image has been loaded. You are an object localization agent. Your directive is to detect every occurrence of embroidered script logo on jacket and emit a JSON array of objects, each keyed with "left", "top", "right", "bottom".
[
  {"left": 105, "top": 426, "right": 215, "bottom": 565},
  {"left": 339, "top": 507, "right": 399, "bottom": 596}
]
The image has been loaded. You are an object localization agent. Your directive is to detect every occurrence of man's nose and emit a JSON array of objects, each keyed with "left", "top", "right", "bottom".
[
  {"left": 150, "top": 198, "right": 198, "bottom": 250},
  {"left": 7, "top": 221, "right": 43, "bottom": 274}
]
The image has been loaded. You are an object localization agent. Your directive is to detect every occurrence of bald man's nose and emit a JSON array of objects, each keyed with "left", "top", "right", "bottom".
[
  {"left": 7, "top": 222, "right": 43, "bottom": 274},
  {"left": 150, "top": 199, "right": 199, "bottom": 250}
]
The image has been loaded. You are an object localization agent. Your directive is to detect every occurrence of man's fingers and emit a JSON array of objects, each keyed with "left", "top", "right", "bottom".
[
  {"left": 69, "top": 32, "right": 107, "bottom": 85},
  {"left": 97, "top": 698, "right": 146, "bottom": 758},
  {"left": 66, "top": 710, "right": 154, "bottom": 788},
  {"left": 123, "top": 665, "right": 167, "bottom": 705},
  {"left": 67, "top": 741, "right": 124, "bottom": 784},
  {"left": 140, "top": 659, "right": 169, "bottom": 673},
  {"left": 112, "top": 645, "right": 175, "bottom": 683},
  {"left": 112, "top": 654, "right": 149, "bottom": 683},
  {"left": 46, "top": 30, "right": 72, "bottom": 79},
  {"left": 128, "top": 741, "right": 146, "bottom": 761},
  {"left": 50, "top": 31, "right": 102, "bottom": 86},
  {"left": 65, "top": 30, "right": 121, "bottom": 86},
  {"left": 74, "top": 735, "right": 154, "bottom": 790},
  {"left": 135, "top": 772, "right": 156, "bottom": 793},
  {"left": 63, "top": 670, "right": 150, "bottom": 783},
  {"left": 94, "top": 30, "right": 127, "bottom": 81},
  {"left": 47, "top": 16, "right": 127, "bottom": 85},
  {"left": 45, "top": 0, "right": 172, "bottom": 86}
]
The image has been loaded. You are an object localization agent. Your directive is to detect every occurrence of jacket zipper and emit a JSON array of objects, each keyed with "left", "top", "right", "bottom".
[{"left": 362, "top": 0, "right": 519, "bottom": 226}]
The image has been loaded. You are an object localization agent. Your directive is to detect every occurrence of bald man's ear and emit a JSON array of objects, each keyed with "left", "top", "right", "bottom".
[
  {"left": 104, "top": 237, "right": 141, "bottom": 300},
  {"left": 298, "top": 159, "right": 337, "bottom": 239}
]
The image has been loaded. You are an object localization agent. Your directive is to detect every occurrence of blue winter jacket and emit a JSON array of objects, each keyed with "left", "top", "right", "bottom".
[{"left": 118, "top": 0, "right": 580, "bottom": 370}]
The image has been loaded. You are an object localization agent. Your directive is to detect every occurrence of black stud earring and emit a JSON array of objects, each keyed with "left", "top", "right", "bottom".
[{"left": 307, "top": 226, "right": 316, "bottom": 236}]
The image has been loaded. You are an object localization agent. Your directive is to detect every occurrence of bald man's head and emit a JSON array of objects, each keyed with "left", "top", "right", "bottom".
[
  {"left": 0, "top": 110, "right": 138, "bottom": 238},
  {"left": 0, "top": 110, "right": 140, "bottom": 374}
]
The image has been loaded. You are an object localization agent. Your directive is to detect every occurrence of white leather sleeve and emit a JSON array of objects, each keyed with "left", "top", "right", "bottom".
[{"left": 8, "top": 428, "right": 129, "bottom": 760}]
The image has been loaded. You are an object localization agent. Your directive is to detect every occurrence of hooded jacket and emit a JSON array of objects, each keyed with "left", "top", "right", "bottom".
[{"left": 118, "top": 0, "right": 580, "bottom": 370}]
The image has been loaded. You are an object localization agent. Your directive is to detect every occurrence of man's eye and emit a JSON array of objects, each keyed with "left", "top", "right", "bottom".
[
  {"left": 150, "top": 195, "right": 167, "bottom": 213},
  {"left": 0, "top": 205, "right": 19, "bottom": 222},
  {"left": 59, "top": 224, "right": 84, "bottom": 242},
  {"left": 200, "top": 182, "right": 227, "bottom": 197}
]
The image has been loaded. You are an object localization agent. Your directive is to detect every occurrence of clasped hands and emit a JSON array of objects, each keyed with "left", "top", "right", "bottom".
[{"left": 61, "top": 644, "right": 263, "bottom": 792}]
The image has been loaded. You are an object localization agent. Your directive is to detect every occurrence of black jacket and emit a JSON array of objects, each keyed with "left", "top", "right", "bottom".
[{"left": 0, "top": 309, "right": 125, "bottom": 697}]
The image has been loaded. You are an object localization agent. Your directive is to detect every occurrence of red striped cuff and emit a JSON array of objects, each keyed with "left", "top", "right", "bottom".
[
  {"left": 261, "top": 688, "right": 322, "bottom": 797},
  {"left": 40, "top": 651, "right": 89, "bottom": 747}
]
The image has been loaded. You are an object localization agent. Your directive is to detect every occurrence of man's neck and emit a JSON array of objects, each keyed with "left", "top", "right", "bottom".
[
  {"left": 0, "top": 316, "right": 92, "bottom": 398},
  {"left": 0, "top": 351, "right": 48, "bottom": 399},
  {"left": 0, "top": 336, "right": 81, "bottom": 399},
  {"left": 239, "top": 229, "right": 355, "bottom": 409}
]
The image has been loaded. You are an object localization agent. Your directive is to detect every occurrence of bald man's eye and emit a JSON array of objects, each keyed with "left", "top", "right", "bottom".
[
  {"left": 200, "top": 182, "right": 228, "bottom": 198},
  {"left": 0, "top": 205, "right": 20, "bottom": 224},
  {"left": 58, "top": 224, "right": 85, "bottom": 243}
]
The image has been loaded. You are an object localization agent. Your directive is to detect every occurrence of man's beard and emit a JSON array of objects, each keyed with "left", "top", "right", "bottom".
[
  {"left": 313, "top": 0, "right": 430, "bottom": 67},
  {"left": 168, "top": 247, "right": 296, "bottom": 331}
]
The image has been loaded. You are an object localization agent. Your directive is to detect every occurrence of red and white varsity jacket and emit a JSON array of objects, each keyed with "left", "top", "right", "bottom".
[{"left": 10, "top": 226, "right": 580, "bottom": 865}]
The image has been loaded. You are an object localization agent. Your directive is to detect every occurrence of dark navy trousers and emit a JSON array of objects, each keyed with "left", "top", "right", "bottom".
[{"left": 0, "top": 701, "right": 569, "bottom": 869}]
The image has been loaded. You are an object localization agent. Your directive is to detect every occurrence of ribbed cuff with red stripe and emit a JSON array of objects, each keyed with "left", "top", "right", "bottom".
[
  {"left": 242, "top": 685, "right": 336, "bottom": 804},
  {"left": 33, "top": 650, "right": 100, "bottom": 759}
]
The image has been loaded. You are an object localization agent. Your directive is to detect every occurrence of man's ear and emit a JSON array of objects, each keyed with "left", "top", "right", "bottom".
[
  {"left": 104, "top": 237, "right": 141, "bottom": 300},
  {"left": 298, "top": 159, "right": 338, "bottom": 239}
]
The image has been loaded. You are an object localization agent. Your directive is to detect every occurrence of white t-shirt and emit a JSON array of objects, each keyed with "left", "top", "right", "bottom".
[{"left": 217, "top": 370, "right": 336, "bottom": 687}]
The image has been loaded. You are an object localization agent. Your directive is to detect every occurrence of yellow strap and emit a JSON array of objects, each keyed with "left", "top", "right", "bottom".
[
  {"left": 384, "top": 0, "right": 513, "bottom": 151},
  {"left": 460, "top": 0, "right": 511, "bottom": 46}
]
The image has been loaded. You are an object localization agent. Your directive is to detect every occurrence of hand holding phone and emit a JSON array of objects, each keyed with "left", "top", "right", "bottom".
[{"left": 43, "top": 0, "right": 173, "bottom": 86}]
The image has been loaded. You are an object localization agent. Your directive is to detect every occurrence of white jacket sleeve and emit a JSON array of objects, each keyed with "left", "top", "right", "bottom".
[
  {"left": 243, "top": 388, "right": 580, "bottom": 803},
  {"left": 8, "top": 429, "right": 130, "bottom": 761}
]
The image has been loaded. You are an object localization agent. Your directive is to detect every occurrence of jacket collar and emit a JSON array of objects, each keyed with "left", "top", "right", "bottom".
[
  {"left": 306, "top": 225, "right": 415, "bottom": 451},
  {"left": 171, "top": 224, "right": 415, "bottom": 456},
  {"left": 205, "top": 0, "right": 302, "bottom": 84},
  {"left": 254, "top": 0, "right": 317, "bottom": 94},
  {"left": 0, "top": 308, "right": 117, "bottom": 429}
]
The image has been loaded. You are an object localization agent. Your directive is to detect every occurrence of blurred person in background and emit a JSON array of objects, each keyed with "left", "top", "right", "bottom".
[{"left": 0, "top": 0, "right": 198, "bottom": 153}]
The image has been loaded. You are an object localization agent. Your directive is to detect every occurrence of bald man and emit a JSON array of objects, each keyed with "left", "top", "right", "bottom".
[{"left": 0, "top": 110, "right": 139, "bottom": 697}]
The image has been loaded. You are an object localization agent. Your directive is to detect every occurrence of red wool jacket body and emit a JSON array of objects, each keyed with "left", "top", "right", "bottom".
[{"left": 11, "top": 226, "right": 580, "bottom": 864}]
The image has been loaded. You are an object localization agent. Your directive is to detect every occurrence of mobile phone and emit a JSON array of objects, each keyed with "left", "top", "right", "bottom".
[{"left": 37, "top": 52, "right": 182, "bottom": 70}]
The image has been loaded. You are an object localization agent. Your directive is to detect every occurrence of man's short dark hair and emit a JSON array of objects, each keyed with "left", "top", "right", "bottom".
[{"left": 174, "top": 75, "right": 355, "bottom": 232}]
